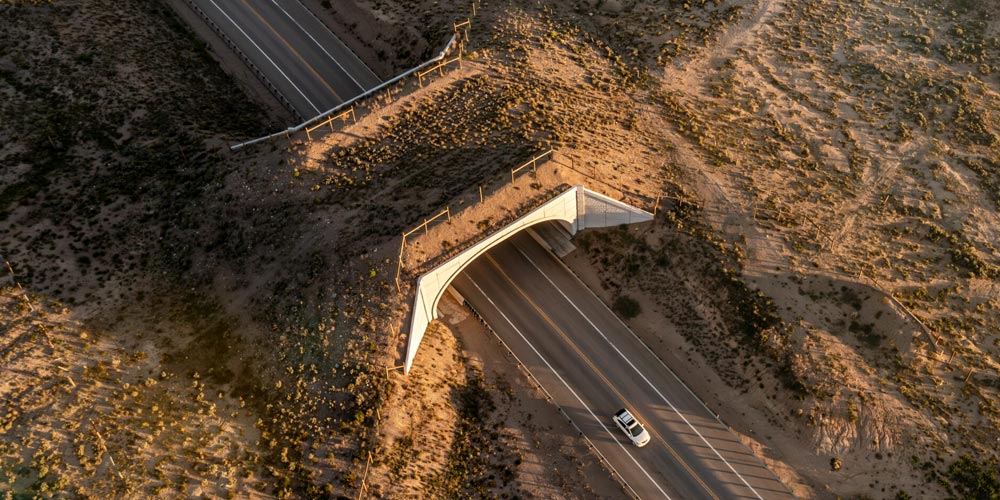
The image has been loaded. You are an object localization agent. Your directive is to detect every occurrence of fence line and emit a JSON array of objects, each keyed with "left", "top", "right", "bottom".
[
  {"left": 416, "top": 55, "right": 463, "bottom": 87},
  {"left": 453, "top": 19, "right": 472, "bottom": 43},
  {"left": 356, "top": 451, "right": 373, "bottom": 500},
  {"left": 393, "top": 148, "right": 676, "bottom": 294},
  {"left": 396, "top": 208, "right": 452, "bottom": 291},
  {"left": 510, "top": 150, "right": 553, "bottom": 183},
  {"left": 230, "top": 32, "right": 460, "bottom": 150},
  {"left": 304, "top": 107, "right": 356, "bottom": 141}
]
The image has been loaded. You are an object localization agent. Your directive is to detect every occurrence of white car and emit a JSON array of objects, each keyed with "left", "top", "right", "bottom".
[{"left": 613, "top": 408, "right": 650, "bottom": 447}]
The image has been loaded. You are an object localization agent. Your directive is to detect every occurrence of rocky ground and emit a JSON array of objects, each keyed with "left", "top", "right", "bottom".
[{"left": 1, "top": 0, "right": 999, "bottom": 498}]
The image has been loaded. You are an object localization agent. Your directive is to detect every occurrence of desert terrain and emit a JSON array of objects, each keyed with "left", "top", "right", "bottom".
[{"left": 2, "top": 0, "right": 999, "bottom": 498}]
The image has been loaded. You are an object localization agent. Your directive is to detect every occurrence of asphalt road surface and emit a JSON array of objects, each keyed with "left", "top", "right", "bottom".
[
  {"left": 452, "top": 231, "right": 797, "bottom": 499},
  {"left": 193, "top": 0, "right": 381, "bottom": 118}
]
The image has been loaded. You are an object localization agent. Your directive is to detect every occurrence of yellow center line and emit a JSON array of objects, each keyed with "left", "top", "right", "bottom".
[
  {"left": 238, "top": 0, "right": 343, "bottom": 102},
  {"left": 483, "top": 253, "right": 721, "bottom": 500}
]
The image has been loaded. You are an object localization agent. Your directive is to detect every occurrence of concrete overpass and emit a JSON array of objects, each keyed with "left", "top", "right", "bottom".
[{"left": 405, "top": 185, "right": 654, "bottom": 373}]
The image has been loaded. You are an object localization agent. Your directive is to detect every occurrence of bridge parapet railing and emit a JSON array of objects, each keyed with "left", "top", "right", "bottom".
[{"left": 394, "top": 149, "right": 678, "bottom": 292}]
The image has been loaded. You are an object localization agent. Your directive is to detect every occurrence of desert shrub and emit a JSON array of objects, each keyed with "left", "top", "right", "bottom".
[
  {"left": 720, "top": 270, "right": 781, "bottom": 348},
  {"left": 612, "top": 294, "right": 641, "bottom": 319},
  {"left": 947, "top": 455, "right": 999, "bottom": 500},
  {"left": 429, "top": 373, "right": 517, "bottom": 499}
]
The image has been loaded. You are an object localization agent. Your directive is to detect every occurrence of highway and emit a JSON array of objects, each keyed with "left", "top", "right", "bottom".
[
  {"left": 193, "top": 0, "right": 382, "bottom": 118},
  {"left": 452, "top": 231, "right": 797, "bottom": 499}
]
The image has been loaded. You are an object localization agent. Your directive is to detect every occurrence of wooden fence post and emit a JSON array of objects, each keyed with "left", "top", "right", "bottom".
[{"left": 357, "top": 451, "right": 372, "bottom": 500}]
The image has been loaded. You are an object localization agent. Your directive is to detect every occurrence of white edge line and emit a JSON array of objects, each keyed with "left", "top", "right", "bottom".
[
  {"left": 291, "top": 0, "right": 382, "bottom": 83},
  {"left": 518, "top": 236, "right": 797, "bottom": 496},
  {"left": 206, "top": 0, "right": 321, "bottom": 114},
  {"left": 464, "top": 275, "right": 672, "bottom": 500},
  {"left": 268, "top": 0, "right": 367, "bottom": 93},
  {"left": 511, "top": 241, "right": 767, "bottom": 500},
  {"left": 230, "top": 34, "right": 455, "bottom": 149}
]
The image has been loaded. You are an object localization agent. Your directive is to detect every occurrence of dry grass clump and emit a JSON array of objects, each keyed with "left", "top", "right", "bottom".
[
  {"left": 0, "top": 286, "right": 265, "bottom": 498},
  {"left": 592, "top": 0, "right": 1000, "bottom": 496},
  {"left": 373, "top": 322, "right": 524, "bottom": 499},
  {"left": 5, "top": 0, "right": 1000, "bottom": 496}
]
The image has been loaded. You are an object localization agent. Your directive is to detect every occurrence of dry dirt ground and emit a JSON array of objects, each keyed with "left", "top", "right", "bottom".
[{"left": 2, "top": 0, "right": 1000, "bottom": 499}]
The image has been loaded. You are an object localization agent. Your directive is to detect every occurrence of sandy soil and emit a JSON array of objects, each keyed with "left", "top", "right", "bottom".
[
  {"left": 371, "top": 294, "right": 626, "bottom": 498},
  {"left": 3, "top": 0, "right": 999, "bottom": 498},
  {"left": 359, "top": 0, "right": 1000, "bottom": 498}
]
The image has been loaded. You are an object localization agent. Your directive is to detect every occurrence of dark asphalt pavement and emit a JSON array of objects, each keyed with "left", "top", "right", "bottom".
[
  {"left": 452, "top": 231, "right": 797, "bottom": 499},
  {"left": 193, "top": 0, "right": 381, "bottom": 118}
]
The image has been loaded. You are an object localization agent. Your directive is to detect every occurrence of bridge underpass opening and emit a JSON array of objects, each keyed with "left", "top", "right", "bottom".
[{"left": 404, "top": 185, "right": 654, "bottom": 373}]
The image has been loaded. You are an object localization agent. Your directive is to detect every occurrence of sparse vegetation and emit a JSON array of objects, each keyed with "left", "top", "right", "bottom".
[
  {"left": 946, "top": 455, "right": 1000, "bottom": 500},
  {"left": 3, "top": 0, "right": 999, "bottom": 497},
  {"left": 427, "top": 372, "right": 518, "bottom": 498}
]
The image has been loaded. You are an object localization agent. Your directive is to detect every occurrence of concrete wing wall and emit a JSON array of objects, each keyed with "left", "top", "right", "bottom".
[
  {"left": 579, "top": 189, "right": 654, "bottom": 230},
  {"left": 404, "top": 185, "right": 654, "bottom": 373}
]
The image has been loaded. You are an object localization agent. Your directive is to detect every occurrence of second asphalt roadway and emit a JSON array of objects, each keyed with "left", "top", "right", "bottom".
[
  {"left": 453, "top": 230, "right": 797, "bottom": 499},
  {"left": 195, "top": 0, "right": 382, "bottom": 118}
]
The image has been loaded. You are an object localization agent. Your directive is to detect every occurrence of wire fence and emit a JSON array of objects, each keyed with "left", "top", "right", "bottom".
[{"left": 392, "top": 148, "right": 679, "bottom": 294}]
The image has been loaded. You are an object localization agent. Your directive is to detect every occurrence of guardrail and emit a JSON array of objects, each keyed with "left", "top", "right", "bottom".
[
  {"left": 230, "top": 33, "right": 459, "bottom": 150},
  {"left": 183, "top": 0, "right": 303, "bottom": 122}
]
